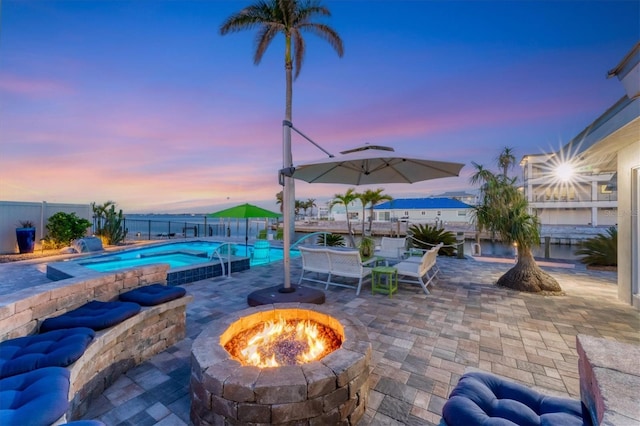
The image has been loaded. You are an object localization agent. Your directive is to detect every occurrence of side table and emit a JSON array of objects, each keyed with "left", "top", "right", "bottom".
[{"left": 372, "top": 266, "right": 398, "bottom": 298}]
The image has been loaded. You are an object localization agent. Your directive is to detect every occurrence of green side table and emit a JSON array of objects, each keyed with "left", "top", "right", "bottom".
[{"left": 372, "top": 266, "right": 398, "bottom": 298}]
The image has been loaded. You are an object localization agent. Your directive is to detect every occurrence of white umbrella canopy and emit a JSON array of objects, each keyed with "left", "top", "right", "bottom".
[{"left": 292, "top": 144, "right": 465, "bottom": 185}]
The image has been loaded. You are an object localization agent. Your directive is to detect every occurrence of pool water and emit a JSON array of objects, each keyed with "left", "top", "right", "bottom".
[{"left": 77, "top": 240, "right": 299, "bottom": 272}]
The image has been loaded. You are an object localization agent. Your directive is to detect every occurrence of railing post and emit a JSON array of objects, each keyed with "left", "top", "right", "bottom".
[
  {"left": 544, "top": 236, "right": 550, "bottom": 259},
  {"left": 457, "top": 232, "right": 465, "bottom": 259}
]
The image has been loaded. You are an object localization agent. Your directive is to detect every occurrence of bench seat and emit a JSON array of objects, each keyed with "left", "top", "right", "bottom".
[
  {"left": 40, "top": 301, "right": 141, "bottom": 333},
  {"left": 0, "top": 327, "right": 95, "bottom": 379},
  {"left": 119, "top": 284, "right": 186, "bottom": 306}
]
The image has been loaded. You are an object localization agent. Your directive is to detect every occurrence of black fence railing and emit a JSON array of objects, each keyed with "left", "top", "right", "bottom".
[{"left": 122, "top": 219, "right": 228, "bottom": 241}]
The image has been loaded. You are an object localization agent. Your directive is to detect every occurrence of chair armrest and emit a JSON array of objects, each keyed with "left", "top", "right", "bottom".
[{"left": 361, "top": 257, "right": 378, "bottom": 266}]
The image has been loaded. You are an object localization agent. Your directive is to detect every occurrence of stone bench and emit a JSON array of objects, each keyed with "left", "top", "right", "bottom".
[{"left": 0, "top": 264, "right": 193, "bottom": 422}]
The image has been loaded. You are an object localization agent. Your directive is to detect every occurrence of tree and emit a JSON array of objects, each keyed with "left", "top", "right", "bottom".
[
  {"left": 329, "top": 188, "right": 359, "bottom": 247},
  {"left": 91, "top": 200, "right": 115, "bottom": 234},
  {"left": 220, "top": 0, "right": 344, "bottom": 239},
  {"left": 470, "top": 153, "right": 562, "bottom": 293},
  {"left": 496, "top": 146, "right": 516, "bottom": 179},
  {"left": 359, "top": 188, "right": 393, "bottom": 234},
  {"left": 305, "top": 198, "right": 316, "bottom": 217},
  {"left": 275, "top": 191, "right": 283, "bottom": 212}
]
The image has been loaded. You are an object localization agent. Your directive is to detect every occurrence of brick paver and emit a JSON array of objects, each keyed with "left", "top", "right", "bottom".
[{"left": 3, "top": 255, "right": 638, "bottom": 425}]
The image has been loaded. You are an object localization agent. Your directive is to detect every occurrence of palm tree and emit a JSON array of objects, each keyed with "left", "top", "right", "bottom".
[
  {"left": 91, "top": 200, "right": 115, "bottom": 234},
  {"left": 220, "top": 0, "right": 344, "bottom": 241},
  {"left": 470, "top": 154, "right": 561, "bottom": 293},
  {"left": 359, "top": 188, "right": 393, "bottom": 235},
  {"left": 275, "top": 191, "right": 283, "bottom": 212},
  {"left": 306, "top": 198, "right": 316, "bottom": 217},
  {"left": 496, "top": 146, "right": 516, "bottom": 179},
  {"left": 329, "top": 188, "right": 359, "bottom": 247}
]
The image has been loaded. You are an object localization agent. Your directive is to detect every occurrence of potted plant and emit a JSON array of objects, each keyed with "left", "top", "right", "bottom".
[{"left": 16, "top": 220, "right": 36, "bottom": 254}]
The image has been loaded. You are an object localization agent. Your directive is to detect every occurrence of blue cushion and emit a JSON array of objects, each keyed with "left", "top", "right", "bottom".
[
  {"left": 119, "top": 284, "right": 186, "bottom": 306},
  {"left": 40, "top": 301, "right": 141, "bottom": 333},
  {"left": 0, "top": 366, "right": 70, "bottom": 426},
  {"left": 442, "top": 372, "right": 591, "bottom": 426},
  {"left": 0, "top": 327, "right": 95, "bottom": 379}
]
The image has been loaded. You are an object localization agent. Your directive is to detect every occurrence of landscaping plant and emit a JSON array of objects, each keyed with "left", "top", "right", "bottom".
[
  {"left": 45, "top": 212, "right": 92, "bottom": 248},
  {"left": 408, "top": 223, "right": 457, "bottom": 256},
  {"left": 575, "top": 226, "right": 617, "bottom": 267},
  {"left": 317, "top": 233, "right": 345, "bottom": 247}
]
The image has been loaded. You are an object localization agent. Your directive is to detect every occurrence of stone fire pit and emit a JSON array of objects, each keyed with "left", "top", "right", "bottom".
[{"left": 190, "top": 303, "right": 371, "bottom": 425}]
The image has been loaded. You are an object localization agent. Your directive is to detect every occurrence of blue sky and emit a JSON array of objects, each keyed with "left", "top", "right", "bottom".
[{"left": 1, "top": 0, "right": 637, "bottom": 213}]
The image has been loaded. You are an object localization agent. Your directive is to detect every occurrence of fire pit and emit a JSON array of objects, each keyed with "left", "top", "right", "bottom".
[{"left": 190, "top": 303, "right": 371, "bottom": 425}]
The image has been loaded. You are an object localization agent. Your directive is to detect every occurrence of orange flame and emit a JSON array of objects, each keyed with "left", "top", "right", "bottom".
[{"left": 238, "top": 317, "right": 328, "bottom": 367}]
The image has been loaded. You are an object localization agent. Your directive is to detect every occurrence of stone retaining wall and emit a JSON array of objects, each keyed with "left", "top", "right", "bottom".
[
  {"left": 0, "top": 264, "right": 170, "bottom": 342},
  {"left": 0, "top": 264, "right": 193, "bottom": 421}
]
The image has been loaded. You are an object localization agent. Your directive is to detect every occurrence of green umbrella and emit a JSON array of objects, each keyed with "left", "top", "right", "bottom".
[{"left": 208, "top": 203, "right": 281, "bottom": 250}]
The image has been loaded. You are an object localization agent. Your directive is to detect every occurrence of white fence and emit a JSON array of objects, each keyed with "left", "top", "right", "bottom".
[{"left": 0, "top": 201, "right": 92, "bottom": 254}]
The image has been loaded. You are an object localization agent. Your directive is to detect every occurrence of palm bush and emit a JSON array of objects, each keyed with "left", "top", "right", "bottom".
[
  {"left": 407, "top": 223, "right": 457, "bottom": 256},
  {"left": 317, "top": 233, "right": 345, "bottom": 247},
  {"left": 575, "top": 227, "right": 617, "bottom": 267}
]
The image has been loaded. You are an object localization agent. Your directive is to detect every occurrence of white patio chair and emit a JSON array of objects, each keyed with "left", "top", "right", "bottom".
[
  {"left": 394, "top": 246, "right": 439, "bottom": 294},
  {"left": 298, "top": 246, "right": 331, "bottom": 286},
  {"left": 374, "top": 237, "right": 407, "bottom": 262},
  {"left": 326, "top": 249, "right": 374, "bottom": 295}
]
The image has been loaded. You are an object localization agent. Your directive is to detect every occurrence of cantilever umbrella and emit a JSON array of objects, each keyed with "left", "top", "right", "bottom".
[
  {"left": 292, "top": 144, "right": 465, "bottom": 185},
  {"left": 277, "top": 143, "right": 464, "bottom": 292},
  {"left": 208, "top": 203, "right": 281, "bottom": 252}
]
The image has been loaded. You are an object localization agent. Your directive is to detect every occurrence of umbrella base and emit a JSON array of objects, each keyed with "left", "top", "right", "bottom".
[{"left": 247, "top": 285, "right": 325, "bottom": 306}]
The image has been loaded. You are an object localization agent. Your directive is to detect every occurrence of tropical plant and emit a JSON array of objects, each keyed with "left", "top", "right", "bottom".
[
  {"left": 329, "top": 188, "right": 359, "bottom": 247},
  {"left": 91, "top": 200, "right": 115, "bottom": 235},
  {"left": 221, "top": 0, "right": 344, "bottom": 238},
  {"left": 18, "top": 220, "right": 35, "bottom": 228},
  {"left": 407, "top": 223, "right": 457, "bottom": 256},
  {"left": 95, "top": 205, "right": 128, "bottom": 245},
  {"left": 317, "top": 233, "right": 345, "bottom": 247},
  {"left": 275, "top": 191, "right": 283, "bottom": 212},
  {"left": 45, "top": 212, "right": 92, "bottom": 248},
  {"left": 359, "top": 236, "right": 375, "bottom": 259},
  {"left": 496, "top": 146, "right": 516, "bottom": 179},
  {"left": 470, "top": 156, "right": 562, "bottom": 293},
  {"left": 358, "top": 188, "right": 393, "bottom": 234},
  {"left": 575, "top": 227, "right": 617, "bottom": 267}
]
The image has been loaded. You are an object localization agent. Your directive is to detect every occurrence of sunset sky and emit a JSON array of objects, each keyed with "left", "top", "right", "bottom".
[{"left": 1, "top": 0, "right": 638, "bottom": 213}]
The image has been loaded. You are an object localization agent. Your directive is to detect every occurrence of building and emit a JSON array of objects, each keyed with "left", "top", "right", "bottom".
[
  {"left": 373, "top": 198, "right": 473, "bottom": 225},
  {"left": 435, "top": 191, "right": 478, "bottom": 206},
  {"left": 520, "top": 152, "right": 617, "bottom": 226},
  {"left": 522, "top": 43, "right": 638, "bottom": 308}
]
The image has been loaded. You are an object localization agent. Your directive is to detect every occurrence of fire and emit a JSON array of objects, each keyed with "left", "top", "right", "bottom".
[{"left": 225, "top": 317, "right": 341, "bottom": 367}]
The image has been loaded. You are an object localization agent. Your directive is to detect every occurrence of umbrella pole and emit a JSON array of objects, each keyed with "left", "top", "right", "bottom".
[{"left": 245, "top": 218, "right": 249, "bottom": 254}]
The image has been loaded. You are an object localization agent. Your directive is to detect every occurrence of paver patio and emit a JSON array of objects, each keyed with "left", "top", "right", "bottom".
[{"left": 2, "top": 255, "right": 638, "bottom": 425}]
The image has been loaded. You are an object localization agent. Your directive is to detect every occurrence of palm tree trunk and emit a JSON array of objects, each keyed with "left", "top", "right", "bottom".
[{"left": 497, "top": 246, "right": 562, "bottom": 293}]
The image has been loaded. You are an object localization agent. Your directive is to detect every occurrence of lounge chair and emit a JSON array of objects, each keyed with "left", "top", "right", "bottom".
[
  {"left": 374, "top": 237, "right": 407, "bottom": 262},
  {"left": 326, "top": 249, "right": 374, "bottom": 295},
  {"left": 250, "top": 240, "right": 270, "bottom": 263},
  {"left": 394, "top": 245, "right": 439, "bottom": 294}
]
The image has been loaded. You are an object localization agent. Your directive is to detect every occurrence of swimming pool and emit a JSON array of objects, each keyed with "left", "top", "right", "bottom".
[{"left": 76, "top": 240, "right": 299, "bottom": 272}]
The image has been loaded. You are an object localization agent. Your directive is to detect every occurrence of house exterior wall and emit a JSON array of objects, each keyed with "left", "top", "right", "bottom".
[
  {"left": 0, "top": 201, "right": 92, "bottom": 253},
  {"left": 617, "top": 140, "right": 640, "bottom": 307},
  {"left": 374, "top": 207, "right": 473, "bottom": 225}
]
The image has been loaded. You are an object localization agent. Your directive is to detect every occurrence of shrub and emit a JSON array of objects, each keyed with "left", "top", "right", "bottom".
[
  {"left": 45, "top": 212, "right": 92, "bottom": 248},
  {"left": 317, "top": 233, "right": 345, "bottom": 247},
  {"left": 407, "top": 223, "right": 457, "bottom": 256},
  {"left": 359, "top": 237, "right": 375, "bottom": 258},
  {"left": 575, "top": 227, "right": 617, "bottom": 267}
]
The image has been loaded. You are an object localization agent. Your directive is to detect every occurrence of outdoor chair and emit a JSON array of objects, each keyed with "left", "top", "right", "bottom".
[
  {"left": 374, "top": 237, "right": 407, "bottom": 262},
  {"left": 394, "top": 245, "right": 439, "bottom": 294},
  {"left": 250, "top": 240, "right": 271, "bottom": 264},
  {"left": 298, "top": 246, "right": 332, "bottom": 286},
  {"left": 326, "top": 249, "right": 375, "bottom": 295}
]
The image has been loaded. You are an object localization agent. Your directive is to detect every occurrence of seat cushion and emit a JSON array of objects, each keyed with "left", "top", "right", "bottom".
[
  {"left": 0, "top": 327, "right": 95, "bottom": 379},
  {"left": 119, "top": 284, "right": 186, "bottom": 306},
  {"left": 0, "top": 366, "right": 70, "bottom": 426},
  {"left": 442, "top": 371, "right": 591, "bottom": 426},
  {"left": 40, "top": 301, "right": 141, "bottom": 333}
]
